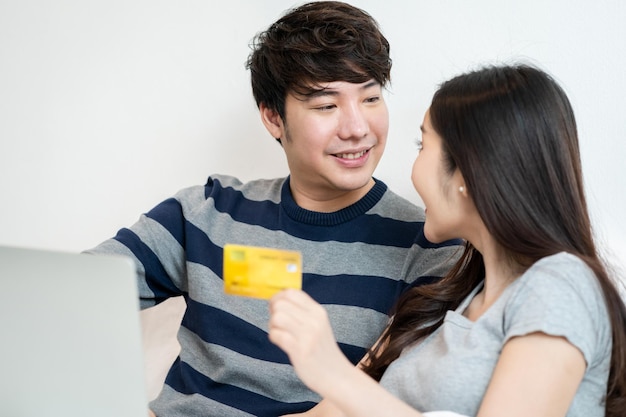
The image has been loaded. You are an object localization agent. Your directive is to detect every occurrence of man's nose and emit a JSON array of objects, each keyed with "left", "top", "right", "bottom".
[{"left": 337, "top": 104, "right": 369, "bottom": 140}]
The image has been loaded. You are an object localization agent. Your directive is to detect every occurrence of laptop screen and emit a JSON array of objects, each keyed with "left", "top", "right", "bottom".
[{"left": 0, "top": 245, "right": 148, "bottom": 417}]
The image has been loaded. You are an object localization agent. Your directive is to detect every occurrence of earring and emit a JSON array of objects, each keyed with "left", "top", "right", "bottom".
[{"left": 459, "top": 186, "right": 465, "bottom": 193}]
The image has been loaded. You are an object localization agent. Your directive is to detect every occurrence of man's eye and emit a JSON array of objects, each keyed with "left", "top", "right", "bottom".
[{"left": 365, "top": 96, "right": 380, "bottom": 103}]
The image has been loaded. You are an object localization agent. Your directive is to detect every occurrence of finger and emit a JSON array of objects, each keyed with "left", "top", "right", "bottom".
[
  {"left": 269, "top": 290, "right": 315, "bottom": 325},
  {"left": 268, "top": 289, "right": 301, "bottom": 315},
  {"left": 268, "top": 323, "right": 298, "bottom": 354},
  {"left": 271, "top": 288, "right": 314, "bottom": 308}
]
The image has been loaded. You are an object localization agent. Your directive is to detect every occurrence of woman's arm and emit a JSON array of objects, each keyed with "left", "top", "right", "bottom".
[
  {"left": 280, "top": 399, "right": 345, "bottom": 417},
  {"left": 269, "top": 289, "right": 425, "bottom": 417},
  {"left": 477, "top": 331, "right": 586, "bottom": 417},
  {"left": 279, "top": 323, "right": 389, "bottom": 417}
]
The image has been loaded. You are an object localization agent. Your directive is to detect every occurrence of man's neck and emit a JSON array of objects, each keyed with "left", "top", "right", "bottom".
[{"left": 289, "top": 178, "right": 376, "bottom": 213}]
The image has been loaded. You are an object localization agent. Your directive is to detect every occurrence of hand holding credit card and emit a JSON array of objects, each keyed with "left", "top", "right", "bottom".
[{"left": 223, "top": 244, "right": 302, "bottom": 299}]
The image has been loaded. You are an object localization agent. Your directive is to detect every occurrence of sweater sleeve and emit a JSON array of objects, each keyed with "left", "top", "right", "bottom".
[{"left": 85, "top": 192, "right": 197, "bottom": 309}]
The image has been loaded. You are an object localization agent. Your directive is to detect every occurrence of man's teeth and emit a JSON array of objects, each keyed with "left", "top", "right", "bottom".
[{"left": 336, "top": 150, "right": 367, "bottom": 159}]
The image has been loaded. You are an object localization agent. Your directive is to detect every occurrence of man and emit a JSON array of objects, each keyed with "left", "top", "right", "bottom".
[{"left": 87, "top": 2, "right": 460, "bottom": 416}]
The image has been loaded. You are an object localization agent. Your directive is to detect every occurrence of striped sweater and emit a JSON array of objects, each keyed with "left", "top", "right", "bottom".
[{"left": 87, "top": 174, "right": 460, "bottom": 417}]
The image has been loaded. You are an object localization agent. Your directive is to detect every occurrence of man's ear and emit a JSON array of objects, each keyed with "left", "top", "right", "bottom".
[{"left": 259, "top": 103, "right": 284, "bottom": 140}]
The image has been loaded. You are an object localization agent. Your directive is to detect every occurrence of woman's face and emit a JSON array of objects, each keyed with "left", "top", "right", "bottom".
[{"left": 411, "top": 109, "right": 467, "bottom": 243}]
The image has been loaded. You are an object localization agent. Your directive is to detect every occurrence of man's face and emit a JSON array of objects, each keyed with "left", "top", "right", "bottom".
[{"left": 276, "top": 80, "right": 389, "bottom": 210}]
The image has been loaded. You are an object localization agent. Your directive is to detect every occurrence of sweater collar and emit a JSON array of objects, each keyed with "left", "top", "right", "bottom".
[{"left": 280, "top": 176, "right": 387, "bottom": 226}]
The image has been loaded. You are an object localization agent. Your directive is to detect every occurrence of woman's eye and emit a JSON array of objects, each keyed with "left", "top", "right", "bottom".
[{"left": 414, "top": 137, "right": 423, "bottom": 151}]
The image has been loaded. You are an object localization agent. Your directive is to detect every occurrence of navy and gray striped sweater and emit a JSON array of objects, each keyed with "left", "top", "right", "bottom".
[{"left": 87, "top": 174, "right": 460, "bottom": 417}]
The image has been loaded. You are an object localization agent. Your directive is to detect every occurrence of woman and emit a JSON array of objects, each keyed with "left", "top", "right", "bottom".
[{"left": 268, "top": 64, "right": 626, "bottom": 417}]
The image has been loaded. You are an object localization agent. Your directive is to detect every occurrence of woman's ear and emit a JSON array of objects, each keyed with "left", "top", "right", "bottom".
[
  {"left": 259, "top": 103, "right": 284, "bottom": 140},
  {"left": 453, "top": 169, "right": 469, "bottom": 198}
]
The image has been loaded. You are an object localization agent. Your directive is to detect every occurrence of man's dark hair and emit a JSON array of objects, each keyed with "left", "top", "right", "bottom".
[{"left": 246, "top": 1, "right": 391, "bottom": 119}]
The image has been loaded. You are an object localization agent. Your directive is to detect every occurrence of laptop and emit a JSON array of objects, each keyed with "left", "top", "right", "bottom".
[{"left": 0, "top": 245, "right": 148, "bottom": 417}]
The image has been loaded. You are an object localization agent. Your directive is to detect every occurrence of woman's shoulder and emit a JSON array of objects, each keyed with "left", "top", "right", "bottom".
[
  {"left": 522, "top": 252, "right": 597, "bottom": 290},
  {"left": 532, "top": 251, "right": 590, "bottom": 269},
  {"left": 505, "top": 252, "right": 610, "bottom": 364}
]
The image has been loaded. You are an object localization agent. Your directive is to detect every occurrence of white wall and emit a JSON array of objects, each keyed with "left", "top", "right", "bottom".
[{"left": 1, "top": 0, "right": 625, "bottom": 274}]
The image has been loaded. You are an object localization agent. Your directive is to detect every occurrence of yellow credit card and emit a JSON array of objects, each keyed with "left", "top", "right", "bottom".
[{"left": 223, "top": 244, "right": 302, "bottom": 299}]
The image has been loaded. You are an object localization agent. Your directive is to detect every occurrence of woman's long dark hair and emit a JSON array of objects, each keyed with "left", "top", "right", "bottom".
[{"left": 362, "top": 64, "right": 626, "bottom": 416}]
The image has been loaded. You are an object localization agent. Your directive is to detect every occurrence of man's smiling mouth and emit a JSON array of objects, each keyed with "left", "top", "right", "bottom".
[{"left": 333, "top": 149, "right": 369, "bottom": 159}]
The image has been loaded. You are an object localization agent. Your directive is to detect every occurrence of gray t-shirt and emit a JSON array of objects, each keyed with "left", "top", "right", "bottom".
[{"left": 379, "top": 252, "right": 611, "bottom": 416}]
